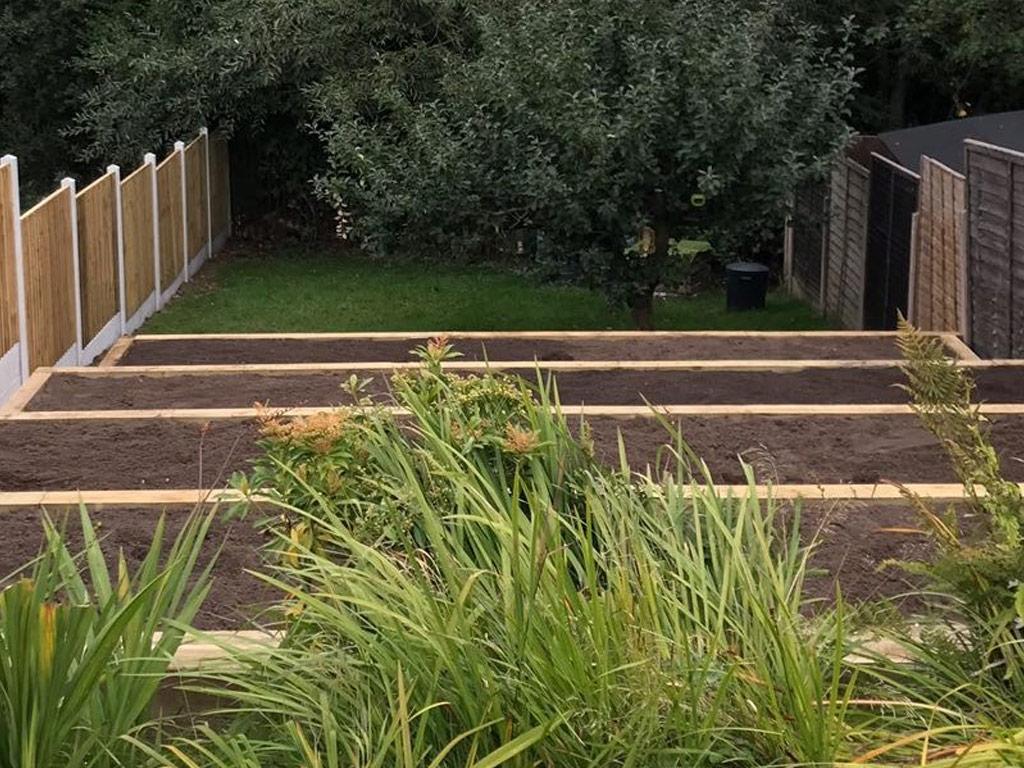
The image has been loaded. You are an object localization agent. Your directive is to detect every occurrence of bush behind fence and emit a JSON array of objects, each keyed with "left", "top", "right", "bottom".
[{"left": 0, "top": 128, "right": 230, "bottom": 402}]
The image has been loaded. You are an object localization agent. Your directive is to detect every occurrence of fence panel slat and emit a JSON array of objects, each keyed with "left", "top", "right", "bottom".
[
  {"left": 185, "top": 134, "right": 209, "bottom": 267},
  {"left": 0, "top": 164, "right": 19, "bottom": 357},
  {"left": 911, "top": 157, "right": 965, "bottom": 332},
  {"left": 21, "top": 188, "right": 77, "bottom": 370},
  {"left": 864, "top": 154, "right": 919, "bottom": 330},
  {"left": 76, "top": 173, "right": 119, "bottom": 341},
  {"left": 121, "top": 162, "right": 156, "bottom": 317},
  {"left": 790, "top": 180, "right": 828, "bottom": 305},
  {"left": 965, "top": 140, "right": 1024, "bottom": 358},
  {"left": 156, "top": 149, "right": 185, "bottom": 292},
  {"left": 1013, "top": 165, "right": 1024, "bottom": 357},
  {"left": 822, "top": 158, "right": 870, "bottom": 329}
]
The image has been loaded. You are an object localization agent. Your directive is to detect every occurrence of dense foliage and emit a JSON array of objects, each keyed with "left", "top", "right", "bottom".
[
  {"left": 311, "top": 0, "right": 855, "bottom": 326},
  {"left": 2, "top": 0, "right": 1023, "bottom": 320}
]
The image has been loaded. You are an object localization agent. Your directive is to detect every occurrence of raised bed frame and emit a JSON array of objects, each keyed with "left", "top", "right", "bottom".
[{"left": 0, "top": 329, "right": 1012, "bottom": 669}]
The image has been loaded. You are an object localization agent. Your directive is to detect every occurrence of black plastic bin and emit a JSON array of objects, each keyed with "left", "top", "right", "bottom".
[{"left": 725, "top": 262, "right": 770, "bottom": 312}]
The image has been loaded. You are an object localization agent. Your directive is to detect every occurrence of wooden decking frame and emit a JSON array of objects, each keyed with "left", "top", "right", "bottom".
[
  {"left": 0, "top": 483, "right": 1017, "bottom": 509},
  {"left": 15, "top": 360, "right": 925, "bottom": 376},
  {"left": 103, "top": 330, "right": 977, "bottom": 360},
  {"left": 6, "top": 403, "right": 1024, "bottom": 421},
  {"left": 130, "top": 330, "right": 935, "bottom": 340},
  {"left": 7, "top": 356, "right": 1022, "bottom": 416}
]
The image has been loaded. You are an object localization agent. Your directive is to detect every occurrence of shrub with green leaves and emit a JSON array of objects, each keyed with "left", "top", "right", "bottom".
[{"left": 238, "top": 338, "right": 596, "bottom": 558}]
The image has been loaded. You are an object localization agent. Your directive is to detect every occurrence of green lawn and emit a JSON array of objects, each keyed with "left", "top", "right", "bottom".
[{"left": 142, "top": 246, "right": 831, "bottom": 333}]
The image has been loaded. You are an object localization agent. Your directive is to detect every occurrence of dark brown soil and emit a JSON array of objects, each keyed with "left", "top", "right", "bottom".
[
  {"left": 0, "top": 505, "right": 279, "bottom": 629},
  {"left": 120, "top": 334, "right": 911, "bottom": 365},
  {"left": 0, "top": 419, "right": 261, "bottom": 491},
  {"left": 2, "top": 414, "right": 1023, "bottom": 491},
  {"left": 0, "top": 500, "right": 966, "bottom": 629},
  {"left": 794, "top": 499, "right": 963, "bottom": 609},
  {"left": 26, "top": 366, "right": 1024, "bottom": 410},
  {"left": 586, "top": 414, "right": 1024, "bottom": 485}
]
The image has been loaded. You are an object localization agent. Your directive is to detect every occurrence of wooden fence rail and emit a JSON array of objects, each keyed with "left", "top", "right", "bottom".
[{"left": 0, "top": 127, "right": 231, "bottom": 403}]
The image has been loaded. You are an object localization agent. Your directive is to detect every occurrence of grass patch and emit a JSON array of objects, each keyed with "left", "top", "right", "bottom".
[{"left": 142, "top": 246, "right": 831, "bottom": 333}]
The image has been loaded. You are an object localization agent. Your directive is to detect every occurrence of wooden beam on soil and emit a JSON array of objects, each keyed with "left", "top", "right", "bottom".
[
  {"left": 133, "top": 330, "right": 921, "bottom": 341},
  {"left": 165, "top": 628, "right": 925, "bottom": 671},
  {"left": 37, "top": 358, "right": 1024, "bottom": 378},
  {"left": 941, "top": 333, "right": 982, "bottom": 362},
  {"left": 168, "top": 630, "right": 279, "bottom": 671},
  {"left": 1, "top": 483, "right": 1019, "bottom": 510},
  {"left": 98, "top": 335, "right": 134, "bottom": 367},
  {"left": 7, "top": 403, "right": 1024, "bottom": 421},
  {"left": 0, "top": 368, "right": 52, "bottom": 416},
  {"left": 0, "top": 489, "right": 248, "bottom": 508}
]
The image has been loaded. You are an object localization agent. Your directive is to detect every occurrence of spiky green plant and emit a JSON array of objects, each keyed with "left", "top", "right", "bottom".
[
  {"left": 896, "top": 320, "right": 1024, "bottom": 674},
  {"left": 158, "top": 383, "right": 865, "bottom": 767},
  {"left": 0, "top": 507, "right": 216, "bottom": 768}
]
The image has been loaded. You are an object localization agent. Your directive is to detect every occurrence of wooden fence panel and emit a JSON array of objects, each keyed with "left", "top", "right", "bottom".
[
  {"left": 912, "top": 157, "right": 965, "bottom": 332},
  {"left": 823, "top": 158, "right": 869, "bottom": 329},
  {"left": 209, "top": 135, "right": 230, "bottom": 244},
  {"left": 0, "top": 164, "right": 19, "bottom": 357},
  {"left": 1013, "top": 163, "right": 1024, "bottom": 358},
  {"left": 75, "top": 173, "right": 119, "bottom": 341},
  {"left": 121, "top": 162, "right": 156, "bottom": 317},
  {"left": 965, "top": 140, "right": 1024, "bottom": 358},
  {"left": 864, "top": 154, "right": 919, "bottom": 330},
  {"left": 789, "top": 180, "right": 828, "bottom": 305},
  {"left": 184, "top": 133, "right": 208, "bottom": 263},
  {"left": 21, "top": 187, "right": 76, "bottom": 370},
  {"left": 156, "top": 149, "right": 184, "bottom": 291}
]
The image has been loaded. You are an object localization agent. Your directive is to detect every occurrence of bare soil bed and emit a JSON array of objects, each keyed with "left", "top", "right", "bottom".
[
  {"left": 119, "top": 334, "right": 914, "bottom": 365},
  {"left": 0, "top": 505, "right": 278, "bottom": 629},
  {"left": 26, "top": 366, "right": 1024, "bottom": 411},
  {"left": 0, "top": 500, "right": 959, "bottom": 627},
  {"left": 2, "top": 414, "right": 1023, "bottom": 491}
]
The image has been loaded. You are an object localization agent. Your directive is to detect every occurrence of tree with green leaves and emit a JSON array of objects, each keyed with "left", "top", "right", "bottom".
[{"left": 314, "top": 0, "right": 857, "bottom": 326}]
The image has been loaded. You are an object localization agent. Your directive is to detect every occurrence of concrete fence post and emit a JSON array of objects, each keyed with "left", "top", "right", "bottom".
[
  {"left": 175, "top": 140, "right": 188, "bottom": 283},
  {"left": 61, "top": 177, "right": 84, "bottom": 365},
  {"left": 201, "top": 127, "right": 213, "bottom": 258},
  {"left": 146, "top": 152, "right": 162, "bottom": 310},
  {"left": 1, "top": 155, "right": 28, "bottom": 384},
  {"left": 108, "top": 164, "right": 128, "bottom": 334}
]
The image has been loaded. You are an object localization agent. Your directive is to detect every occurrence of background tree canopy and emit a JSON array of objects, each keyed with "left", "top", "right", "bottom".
[{"left": 1, "top": 0, "right": 1022, "bottom": 324}]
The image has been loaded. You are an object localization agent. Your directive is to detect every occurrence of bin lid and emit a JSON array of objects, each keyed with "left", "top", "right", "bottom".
[{"left": 725, "top": 261, "right": 769, "bottom": 274}]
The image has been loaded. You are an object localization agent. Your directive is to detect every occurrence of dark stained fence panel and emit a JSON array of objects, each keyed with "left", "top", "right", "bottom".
[
  {"left": 965, "top": 140, "right": 1024, "bottom": 358},
  {"left": 864, "top": 154, "right": 919, "bottom": 330},
  {"left": 790, "top": 180, "right": 828, "bottom": 306}
]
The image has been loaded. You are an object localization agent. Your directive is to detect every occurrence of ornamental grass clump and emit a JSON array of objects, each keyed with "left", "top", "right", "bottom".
[
  {"left": 163, "top": 332, "right": 1024, "bottom": 767},
  {"left": 166, "top": 390, "right": 862, "bottom": 767},
  {"left": 0, "top": 507, "right": 215, "bottom": 768}
]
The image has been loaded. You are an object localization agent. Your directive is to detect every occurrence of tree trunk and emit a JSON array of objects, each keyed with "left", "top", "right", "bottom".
[
  {"left": 628, "top": 289, "right": 655, "bottom": 331},
  {"left": 628, "top": 189, "right": 670, "bottom": 332}
]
